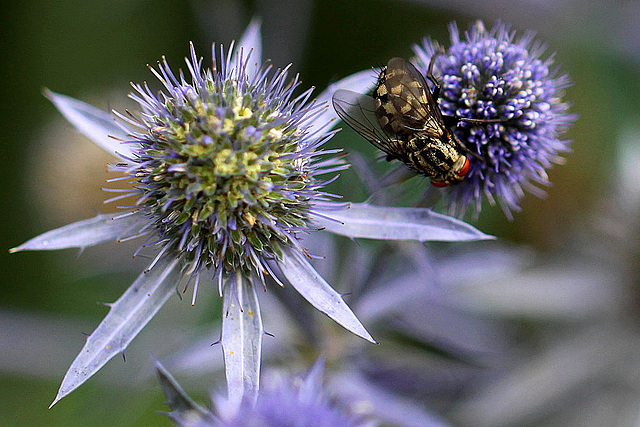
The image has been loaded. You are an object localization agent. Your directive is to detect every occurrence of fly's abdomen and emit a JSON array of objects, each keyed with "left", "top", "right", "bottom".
[{"left": 407, "top": 135, "right": 459, "bottom": 176}]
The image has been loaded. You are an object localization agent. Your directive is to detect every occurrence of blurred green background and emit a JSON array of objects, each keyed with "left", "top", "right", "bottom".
[{"left": 1, "top": 0, "right": 638, "bottom": 425}]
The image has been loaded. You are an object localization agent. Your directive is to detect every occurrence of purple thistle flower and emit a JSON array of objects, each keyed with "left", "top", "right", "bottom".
[
  {"left": 155, "top": 359, "right": 367, "bottom": 427},
  {"left": 413, "top": 21, "right": 576, "bottom": 218},
  {"left": 10, "top": 21, "right": 492, "bottom": 410},
  {"left": 223, "top": 362, "right": 365, "bottom": 427}
]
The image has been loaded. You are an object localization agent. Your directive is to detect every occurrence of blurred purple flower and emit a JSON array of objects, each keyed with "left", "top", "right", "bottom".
[
  {"left": 156, "top": 358, "right": 370, "bottom": 426},
  {"left": 413, "top": 20, "right": 576, "bottom": 218}
]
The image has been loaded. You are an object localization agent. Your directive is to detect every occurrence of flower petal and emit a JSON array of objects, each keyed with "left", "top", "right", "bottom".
[
  {"left": 330, "top": 370, "right": 449, "bottom": 427},
  {"left": 221, "top": 274, "right": 263, "bottom": 411},
  {"left": 313, "top": 202, "right": 494, "bottom": 241},
  {"left": 154, "top": 358, "right": 220, "bottom": 425},
  {"left": 233, "top": 18, "right": 262, "bottom": 80},
  {"left": 277, "top": 246, "right": 376, "bottom": 343},
  {"left": 45, "top": 89, "right": 135, "bottom": 159},
  {"left": 10, "top": 213, "right": 148, "bottom": 253},
  {"left": 49, "top": 257, "right": 181, "bottom": 407},
  {"left": 309, "top": 69, "right": 377, "bottom": 135}
]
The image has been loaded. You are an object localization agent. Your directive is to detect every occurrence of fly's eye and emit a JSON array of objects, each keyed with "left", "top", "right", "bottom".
[
  {"left": 431, "top": 180, "right": 448, "bottom": 187},
  {"left": 458, "top": 157, "right": 471, "bottom": 177}
]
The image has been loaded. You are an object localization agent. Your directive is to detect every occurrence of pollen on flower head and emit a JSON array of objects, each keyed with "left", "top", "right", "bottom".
[
  {"left": 112, "top": 43, "right": 343, "bottom": 284},
  {"left": 413, "top": 20, "right": 576, "bottom": 219}
]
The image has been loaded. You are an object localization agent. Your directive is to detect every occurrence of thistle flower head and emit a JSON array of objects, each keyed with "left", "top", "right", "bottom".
[
  {"left": 221, "top": 362, "right": 363, "bottom": 427},
  {"left": 413, "top": 21, "right": 575, "bottom": 218},
  {"left": 117, "top": 43, "right": 337, "bottom": 280},
  {"left": 155, "top": 359, "right": 366, "bottom": 427}
]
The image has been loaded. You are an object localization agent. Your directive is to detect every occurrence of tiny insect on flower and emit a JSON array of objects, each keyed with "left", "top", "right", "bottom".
[{"left": 333, "top": 55, "right": 499, "bottom": 188}]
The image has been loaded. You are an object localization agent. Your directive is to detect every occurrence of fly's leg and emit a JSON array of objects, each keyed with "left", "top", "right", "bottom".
[
  {"left": 451, "top": 132, "right": 484, "bottom": 162},
  {"left": 443, "top": 115, "right": 507, "bottom": 128},
  {"left": 426, "top": 46, "right": 445, "bottom": 101}
]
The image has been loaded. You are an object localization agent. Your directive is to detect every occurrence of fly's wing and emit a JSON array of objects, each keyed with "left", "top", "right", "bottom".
[
  {"left": 381, "top": 57, "right": 445, "bottom": 138},
  {"left": 332, "top": 89, "right": 403, "bottom": 157}
]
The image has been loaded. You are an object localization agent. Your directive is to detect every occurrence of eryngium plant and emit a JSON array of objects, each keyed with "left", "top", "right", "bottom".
[{"left": 11, "top": 21, "right": 491, "bottom": 409}]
